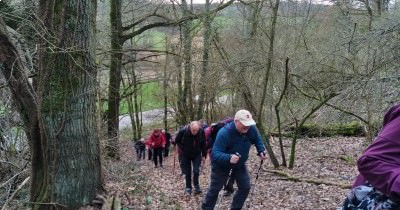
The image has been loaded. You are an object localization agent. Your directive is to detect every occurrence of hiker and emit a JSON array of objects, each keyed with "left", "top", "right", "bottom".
[
  {"left": 340, "top": 103, "right": 400, "bottom": 210},
  {"left": 148, "top": 128, "right": 166, "bottom": 168},
  {"left": 206, "top": 118, "right": 235, "bottom": 196},
  {"left": 175, "top": 121, "right": 207, "bottom": 194},
  {"left": 163, "top": 129, "right": 172, "bottom": 157},
  {"left": 134, "top": 138, "right": 146, "bottom": 161},
  {"left": 202, "top": 109, "right": 266, "bottom": 210}
]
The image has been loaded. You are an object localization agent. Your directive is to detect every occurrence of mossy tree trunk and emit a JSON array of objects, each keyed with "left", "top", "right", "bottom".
[
  {"left": 196, "top": 0, "right": 212, "bottom": 120},
  {"left": 181, "top": 0, "right": 194, "bottom": 122},
  {"left": 107, "top": 0, "right": 123, "bottom": 159},
  {"left": 36, "top": 0, "right": 102, "bottom": 208},
  {"left": 0, "top": 0, "right": 103, "bottom": 209}
]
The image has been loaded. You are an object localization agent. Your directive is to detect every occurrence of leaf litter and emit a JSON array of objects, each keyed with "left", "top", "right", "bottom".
[{"left": 104, "top": 136, "right": 365, "bottom": 209}]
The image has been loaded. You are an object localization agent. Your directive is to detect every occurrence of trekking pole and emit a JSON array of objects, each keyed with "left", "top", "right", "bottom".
[
  {"left": 216, "top": 152, "right": 241, "bottom": 210},
  {"left": 246, "top": 159, "right": 264, "bottom": 209}
]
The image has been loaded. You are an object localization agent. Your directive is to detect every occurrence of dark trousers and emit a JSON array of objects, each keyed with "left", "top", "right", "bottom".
[
  {"left": 148, "top": 148, "right": 153, "bottom": 160},
  {"left": 136, "top": 148, "right": 145, "bottom": 160},
  {"left": 182, "top": 154, "right": 202, "bottom": 189},
  {"left": 153, "top": 147, "right": 163, "bottom": 167},
  {"left": 202, "top": 164, "right": 250, "bottom": 210},
  {"left": 224, "top": 171, "right": 236, "bottom": 192},
  {"left": 164, "top": 145, "right": 170, "bottom": 157}
]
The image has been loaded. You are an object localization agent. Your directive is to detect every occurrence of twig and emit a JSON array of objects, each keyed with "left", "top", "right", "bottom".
[
  {"left": 0, "top": 160, "right": 21, "bottom": 169},
  {"left": 1, "top": 176, "right": 30, "bottom": 210},
  {"left": 0, "top": 169, "right": 28, "bottom": 189}
]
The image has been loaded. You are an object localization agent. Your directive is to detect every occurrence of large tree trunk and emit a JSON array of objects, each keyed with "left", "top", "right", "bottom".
[
  {"left": 0, "top": 0, "right": 103, "bottom": 208},
  {"left": 107, "top": 0, "right": 123, "bottom": 159},
  {"left": 36, "top": 0, "right": 102, "bottom": 208}
]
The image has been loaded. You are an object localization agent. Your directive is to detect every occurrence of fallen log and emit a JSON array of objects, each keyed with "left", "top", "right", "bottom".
[{"left": 264, "top": 168, "right": 352, "bottom": 189}]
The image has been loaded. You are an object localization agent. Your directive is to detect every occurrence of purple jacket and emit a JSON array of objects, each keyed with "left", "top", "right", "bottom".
[{"left": 352, "top": 103, "right": 400, "bottom": 200}]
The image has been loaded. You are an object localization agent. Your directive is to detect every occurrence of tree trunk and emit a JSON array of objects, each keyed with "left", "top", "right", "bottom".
[
  {"left": 36, "top": 0, "right": 102, "bottom": 208},
  {"left": 0, "top": 0, "right": 103, "bottom": 208},
  {"left": 196, "top": 0, "right": 212, "bottom": 120},
  {"left": 163, "top": 38, "right": 170, "bottom": 130},
  {"left": 275, "top": 58, "right": 290, "bottom": 167},
  {"left": 182, "top": 0, "right": 194, "bottom": 121},
  {"left": 107, "top": 0, "right": 123, "bottom": 159},
  {"left": 289, "top": 94, "right": 336, "bottom": 169}
]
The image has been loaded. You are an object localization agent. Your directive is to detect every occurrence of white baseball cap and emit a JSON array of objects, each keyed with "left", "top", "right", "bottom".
[{"left": 234, "top": 110, "right": 256, "bottom": 126}]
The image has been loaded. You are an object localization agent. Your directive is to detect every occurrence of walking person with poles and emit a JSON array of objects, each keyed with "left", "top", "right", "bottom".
[{"left": 202, "top": 109, "right": 267, "bottom": 210}]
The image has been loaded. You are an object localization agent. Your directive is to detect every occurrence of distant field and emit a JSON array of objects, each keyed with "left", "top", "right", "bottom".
[
  {"left": 102, "top": 81, "right": 164, "bottom": 114},
  {"left": 119, "top": 81, "right": 164, "bottom": 114}
]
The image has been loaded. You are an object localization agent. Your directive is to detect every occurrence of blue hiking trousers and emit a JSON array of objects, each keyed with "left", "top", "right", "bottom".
[{"left": 202, "top": 164, "right": 250, "bottom": 210}]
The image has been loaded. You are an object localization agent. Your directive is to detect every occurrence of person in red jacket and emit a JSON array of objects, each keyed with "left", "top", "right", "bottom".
[{"left": 148, "top": 128, "right": 166, "bottom": 168}]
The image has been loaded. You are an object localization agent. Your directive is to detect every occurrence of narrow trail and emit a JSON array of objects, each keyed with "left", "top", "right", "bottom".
[
  {"left": 106, "top": 137, "right": 364, "bottom": 209},
  {"left": 107, "top": 141, "right": 253, "bottom": 209},
  {"left": 127, "top": 145, "right": 219, "bottom": 210}
]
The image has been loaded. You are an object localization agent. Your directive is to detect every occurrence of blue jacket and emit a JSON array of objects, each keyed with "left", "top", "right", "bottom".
[{"left": 211, "top": 121, "right": 266, "bottom": 169}]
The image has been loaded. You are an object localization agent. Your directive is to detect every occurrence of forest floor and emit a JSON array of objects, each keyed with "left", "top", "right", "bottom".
[{"left": 103, "top": 136, "right": 366, "bottom": 210}]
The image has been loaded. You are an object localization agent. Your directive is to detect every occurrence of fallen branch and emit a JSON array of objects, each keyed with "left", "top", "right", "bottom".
[
  {"left": 1, "top": 176, "right": 30, "bottom": 210},
  {"left": 264, "top": 168, "right": 352, "bottom": 189}
]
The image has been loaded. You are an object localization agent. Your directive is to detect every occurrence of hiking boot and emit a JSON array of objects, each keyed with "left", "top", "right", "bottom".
[
  {"left": 185, "top": 188, "right": 192, "bottom": 194},
  {"left": 155, "top": 165, "right": 158, "bottom": 168},
  {"left": 194, "top": 186, "right": 202, "bottom": 194}
]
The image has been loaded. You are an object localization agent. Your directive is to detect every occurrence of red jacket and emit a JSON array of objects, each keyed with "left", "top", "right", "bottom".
[{"left": 148, "top": 131, "right": 166, "bottom": 149}]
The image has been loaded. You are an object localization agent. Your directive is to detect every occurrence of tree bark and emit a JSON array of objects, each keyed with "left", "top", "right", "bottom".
[
  {"left": 196, "top": 0, "right": 212, "bottom": 120},
  {"left": 0, "top": 0, "right": 103, "bottom": 208},
  {"left": 107, "top": 0, "right": 123, "bottom": 159},
  {"left": 181, "top": 0, "right": 194, "bottom": 121}
]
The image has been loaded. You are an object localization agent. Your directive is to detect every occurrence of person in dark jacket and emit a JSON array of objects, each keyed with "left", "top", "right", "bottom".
[
  {"left": 134, "top": 138, "right": 146, "bottom": 161},
  {"left": 202, "top": 109, "right": 266, "bottom": 210},
  {"left": 163, "top": 129, "right": 172, "bottom": 157},
  {"left": 148, "top": 128, "right": 166, "bottom": 168},
  {"left": 341, "top": 103, "right": 400, "bottom": 210},
  {"left": 175, "top": 121, "right": 207, "bottom": 194}
]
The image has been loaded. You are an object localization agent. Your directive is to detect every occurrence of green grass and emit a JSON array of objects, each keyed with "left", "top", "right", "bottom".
[
  {"left": 135, "top": 30, "right": 166, "bottom": 50},
  {"left": 213, "top": 16, "right": 235, "bottom": 28},
  {"left": 149, "top": 31, "right": 167, "bottom": 50},
  {"left": 102, "top": 82, "right": 164, "bottom": 114},
  {"left": 102, "top": 81, "right": 164, "bottom": 114}
]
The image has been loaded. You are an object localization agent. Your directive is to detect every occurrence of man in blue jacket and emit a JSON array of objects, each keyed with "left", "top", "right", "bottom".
[{"left": 202, "top": 109, "right": 266, "bottom": 210}]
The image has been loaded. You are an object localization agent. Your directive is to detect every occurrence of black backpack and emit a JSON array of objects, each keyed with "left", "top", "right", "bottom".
[{"left": 207, "top": 118, "right": 233, "bottom": 149}]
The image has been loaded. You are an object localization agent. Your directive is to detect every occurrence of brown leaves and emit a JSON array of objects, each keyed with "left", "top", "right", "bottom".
[{"left": 106, "top": 137, "right": 364, "bottom": 209}]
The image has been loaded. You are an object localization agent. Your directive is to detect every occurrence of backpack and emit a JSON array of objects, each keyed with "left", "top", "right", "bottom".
[{"left": 206, "top": 118, "right": 234, "bottom": 150}]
